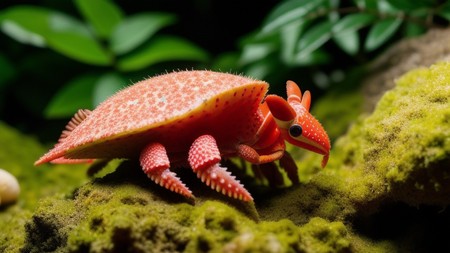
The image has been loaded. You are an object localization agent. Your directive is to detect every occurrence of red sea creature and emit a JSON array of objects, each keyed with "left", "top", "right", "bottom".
[{"left": 35, "top": 71, "right": 330, "bottom": 201}]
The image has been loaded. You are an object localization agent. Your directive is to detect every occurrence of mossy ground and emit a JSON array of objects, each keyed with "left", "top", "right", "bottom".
[
  {"left": 20, "top": 162, "right": 351, "bottom": 253},
  {"left": 1, "top": 62, "right": 449, "bottom": 252},
  {"left": 0, "top": 122, "right": 89, "bottom": 252}
]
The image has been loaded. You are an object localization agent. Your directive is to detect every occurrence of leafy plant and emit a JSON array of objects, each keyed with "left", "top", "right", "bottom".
[
  {"left": 0, "top": 0, "right": 208, "bottom": 118},
  {"left": 219, "top": 0, "right": 450, "bottom": 84}
]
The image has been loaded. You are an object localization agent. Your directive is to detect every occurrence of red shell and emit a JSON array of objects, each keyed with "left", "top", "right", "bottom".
[{"left": 36, "top": 70, "right": 269, "bottom": 164}]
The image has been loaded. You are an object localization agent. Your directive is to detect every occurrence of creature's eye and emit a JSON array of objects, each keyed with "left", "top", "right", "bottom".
[{"left": 289, "top": 124, "right": 302, "bottom": 138}]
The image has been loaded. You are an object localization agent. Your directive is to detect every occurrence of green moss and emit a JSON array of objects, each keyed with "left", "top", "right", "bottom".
[
  {"left": 321, "top": 62, "right": 449, "bottom": 207},
  {"left": 361, "top": 62, "right": 449, "bottom": 204},
  {"left": 19, "top": 161, "right": 352, "bottom": 253},
  {"left": 0, "top": 122, "right": 88, "bottom": 210},
  {"left": 223, "top": 218, "right": 349, "bottom": 253},
  {"left": 0, "top": 206, "right": 31, "bottom": 253},
  {"left": 299, "top": 217, "right": 350, "bottom": 252},
  {"left": 311, "top": 90, "right": 364, "bottom": 141},
  {"left": 0, "top": 122, "right": 88, "bottom": 252},
  {"left": 350, "top": 235, "right": 399, "bottom": 253}
]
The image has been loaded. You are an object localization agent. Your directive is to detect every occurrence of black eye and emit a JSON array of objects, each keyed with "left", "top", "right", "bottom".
[{"left": 289, "top": 124, "right": 302, "bottom": 137}]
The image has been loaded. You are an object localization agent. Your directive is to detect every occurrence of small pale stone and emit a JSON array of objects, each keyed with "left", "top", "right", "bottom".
[{"left": 0, "top": 168, "right": 20, "bottom": 205}]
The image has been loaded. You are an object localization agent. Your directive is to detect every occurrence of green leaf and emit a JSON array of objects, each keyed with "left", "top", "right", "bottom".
[
  {"left": 211, "top": 52, "right": 240, "bottom": 72},
  {"left": 45, "top": 12, "right": 108, "bottom": 64},
  {"left": 297, "top": 21, "right": 333, "bottom": 59},
  {"left": 0, "top": 6, "right": 111, "bottom": 65},
  {"left": 364, "top": 18, "right": 402, "bottom": 51},
  {"left": 327, "top": 0, "right": 340, "bottom": 22},
  {"left": 110, "top": 12, "right": 176, "bottom": 55},
  {"left": 352, "top": 0, "right": 365, "bottom": 8},
  {"left": 293, "top": 49, "right": 330, "bottom": 65},
  {"left": 75, "top": 0, "right": 123, "bottom": 39},
  {"left": 239, "top": 43, "right": 276, "bottom": 66},
  {"left": 363, "top": 0, "right": 379, "bottom": 10},
  {"left": 46, "top": 31, "right": 112, "bottom": 65},
  {"left": 280, "top": 20, "right": 307, "bottom": 65},
  {"left": 93, "top": 73, "right": 125, "bottom": 106},
  {"left": 377, "top": 0, "right": 400, "bottom": 13},
  {"left": 405, "top": 22, "right": 425, "bottom": 37},
  {"left": 333, "top": 30, "right": 359, "bottom": 55},
  {"left": 438, "top": 2, "right": 450, "bottom": 21},
  {"left": 45, "top": 75, "right": 97, "bottom": 118},
  {"left": 0, "top": 5, "right": 51, "bottom": 46},
  {"left": 261, "top": 0, "right": 326, "bottom": 34},
  {"left": 333, "top": 13, "right": 375, "bottom": 34},
  {"left": 352, "top": 0, "right": 377, "bottom": 9},
  {"left": 48, "top": 12, "right": 91, "bottom": 36},
  {"left": 385, "top": 0, "right": 431, "bottom": 11},
  {"left": 117, "top": 35, "right": 208, "bottom": 71},
  {"left": 1, "top": 20, "right": 46, "bottom": 47},
  {"left": 244, "top": 61, "right": 272, "bottom": 80},
  {"left": 331, "top": 13, "right": 375, "bottom": 55}
]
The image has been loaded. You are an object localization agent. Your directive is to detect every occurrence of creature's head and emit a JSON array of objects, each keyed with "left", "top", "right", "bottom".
[{"left": 266, "top": 81, "right": 330, "bottom": 167}]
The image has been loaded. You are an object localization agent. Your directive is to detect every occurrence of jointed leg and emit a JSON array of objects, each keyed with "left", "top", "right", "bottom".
[
  {"left": 237, "top": 144, "right": 284, "bottom": 164},
  {"left": 140, "top": 143, "right": 192, "bottom": 198},
  {"left": 279, "top": 151, "right": 300, "bottom": 185},
  {"left": 188, "top": 135, "right": 253, "bottom": 201}
]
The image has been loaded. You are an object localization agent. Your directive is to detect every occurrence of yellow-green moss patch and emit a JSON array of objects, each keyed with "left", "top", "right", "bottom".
[{"left": 21, "top": 163, "right": 352, "bottom": 253}]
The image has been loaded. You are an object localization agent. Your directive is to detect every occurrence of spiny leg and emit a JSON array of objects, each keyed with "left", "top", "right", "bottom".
[
  {"left": 188, "top": 135, "right": 253, "bottom": 201},
  {"left": 140, "top": 143, "right": 192, "bottom": 198}
]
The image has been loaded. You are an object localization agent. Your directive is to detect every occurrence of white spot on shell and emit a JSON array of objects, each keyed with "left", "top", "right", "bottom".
[
  {"left": 158, "top": 96, "right": 167, "bottom": 103},
  {"left": 0, "top": 169, "right": 20, "bottom": 206},
  {"left": 127, "top": 99, "right": 139, "bottom": 106}
]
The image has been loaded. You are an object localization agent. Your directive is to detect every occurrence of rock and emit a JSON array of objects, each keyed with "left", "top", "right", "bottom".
[
  {"left": 0, "top": 168, "right": 20, "bottom": 205},
  {"left": 362, "top": 28, "right": 450, "bottom": 112}
]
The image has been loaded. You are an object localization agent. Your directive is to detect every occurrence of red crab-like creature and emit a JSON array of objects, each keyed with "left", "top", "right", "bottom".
[{"left": 35, "top": 71, "right": 330, "bottom": 201}]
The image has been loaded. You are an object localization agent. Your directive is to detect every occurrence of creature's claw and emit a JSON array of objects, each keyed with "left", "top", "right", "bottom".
[
  {"left": 321, "top": 154, "right": 329, "bottom": 168},
  {"left": 197, "top": 163, "right": 253, "bottom": 201},
  {"left": 237, "top": 144, "right": 284, "bottom": 164},
  {"left": 140, "top": 142, "right": 193, "bottom": 198}
]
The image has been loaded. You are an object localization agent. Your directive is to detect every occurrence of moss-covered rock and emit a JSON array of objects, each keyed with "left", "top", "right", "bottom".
[
  {"left": 21, "top": 162, "right": 351, "bottom": 253},
  {"left": 260, "top": 62, "right": 450, "bottom": 225},
  {"left": 0, "top": 122, "right": 88, "bottom": 210},
  {"left": 0, "top": 122, "right": 88, "bottom": 252}
]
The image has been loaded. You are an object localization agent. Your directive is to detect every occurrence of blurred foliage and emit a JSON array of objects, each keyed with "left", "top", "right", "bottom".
[
  {"left": 0, "top": 0, "right": 449, "bottom": 140},
  {"left": 0, "top": 0, "right": 209, "bottom": 119},
  {"left": 214, "top": 0, "right": 450, "bottom": 86}
]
